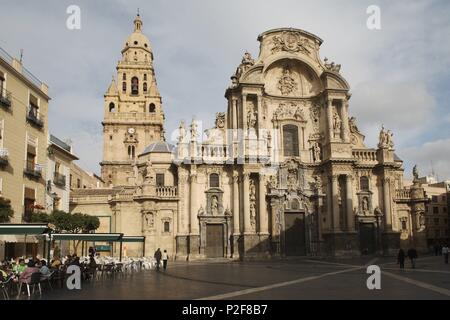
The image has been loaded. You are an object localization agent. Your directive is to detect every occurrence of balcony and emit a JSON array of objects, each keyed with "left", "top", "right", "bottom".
[
  {"left": 0, "top": 88, "right": 12, "bottom": 108},
  {"left": 24, "top": 160, "right": 43, "bottom": 179},
  {"left": 26, "top": 106, "right": 44, "bottom": 128},
  {"left": 53, "top": 172, "right": 66, "bottom": 187},
  {"left": 156, "top": 186, "right": 178, "bottom": 198},
  {"left": 0, "top": 148, "right": 8, "bottom": 167}
]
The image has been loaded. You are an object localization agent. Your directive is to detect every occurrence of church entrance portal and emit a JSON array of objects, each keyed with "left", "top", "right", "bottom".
[
  {"left": 205, "top": 224, "right": 225, "bottom": 258},
  {"left": 284, "top": 212, "right": 306, "bottom": 256}
]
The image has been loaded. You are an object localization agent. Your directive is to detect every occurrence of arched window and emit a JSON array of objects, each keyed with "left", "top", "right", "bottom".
[
  {"left": 210, "top": 173, "right": 219, "bottom": 188},
  {"left": 149, "top": 103, "right": 156, "bottom": 113},
  {"left": 128, "top": 145, "right": 135, "bottom": 159},
  {"left": 122, "top": 82, "right": 126, "bottom": 93},
  {"left": 109, "top": 102, "right": 115, "bottom": 112},
  {"left": 360, "top": 176, "right": 370, "bottom": 191},
  {"left": 143, "top": 74, "right": 147, "bottom": 81},
  {"left": 164, "top": 221, "right": 170, "bottom": 233},
  {"left": 283, "top": 125, "right": 299, "bottom": 157},
  {"left": 131, "top": 77, "right": 139, "bottom": 95},
  {"left": 143, "top": 82, "right": 147, "bottom": 92},
  {"left": 122, "top": 73, "right": 126, "bottom": 81}
]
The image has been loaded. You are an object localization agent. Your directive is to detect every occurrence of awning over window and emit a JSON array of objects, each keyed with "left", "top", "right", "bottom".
[
  {"left": 0, "top": 223, "right": 49, "bottom": 235},
  {"left": 51, "top": 233, "right": 123, "bottom": 242},
  {"left": 121, "top": 236, "right": 145, "bottom": 243}
]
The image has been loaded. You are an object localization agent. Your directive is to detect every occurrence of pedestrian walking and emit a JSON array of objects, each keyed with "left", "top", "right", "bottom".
[
  {"left": 397, "top": 248, "right": 405, "bottom": 269},
  {"left": 442, "top": 244, "right": 449, "bottom": 264},
  {"left": 162, "top": 250, "right": 169, "bottom": 271},
  {"left": 154, "top": 248, "right": 162, "bottom": 271},
  {"left": 407, "top": 247, "right": 418, "bottom": 269}
]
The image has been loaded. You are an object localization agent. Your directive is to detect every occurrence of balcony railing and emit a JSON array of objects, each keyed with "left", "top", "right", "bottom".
[
  {"left": 0, "top": 148, "right": 8, "bottom": 166},
  {"left": 0, "top": 88, "right": 12, "bottom": 108},
  {"left": 352, "top": 149, "right": 377, "bottom": 162},
  {"left": 24, "top": 160, "right": 43, "bottom": 179},
  {"left": 26, "top": 106, "right": 44, "bottom": 128},
  {"left": 156, "top": 186, "right": 177, "bottom": 198},
  {"left": 395, "top": 189, "right": 411, "bottom": 200},
  {"left": 53, "top": 172, "right": 66, "bottom": 187}
]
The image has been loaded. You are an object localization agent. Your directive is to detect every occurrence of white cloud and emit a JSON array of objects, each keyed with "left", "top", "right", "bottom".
[{"left": 401, "top": 138, "right": 450, "bottom": 181}]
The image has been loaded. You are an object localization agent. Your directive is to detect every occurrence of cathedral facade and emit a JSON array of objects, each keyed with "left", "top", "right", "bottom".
[{"left": 70, "top": 17, "right": 428, "bottom": 259}]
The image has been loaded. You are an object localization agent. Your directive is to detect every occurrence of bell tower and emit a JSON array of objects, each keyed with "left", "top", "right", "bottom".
[{"left": 100, "top": 14, "right": 165, "bottom": 187}]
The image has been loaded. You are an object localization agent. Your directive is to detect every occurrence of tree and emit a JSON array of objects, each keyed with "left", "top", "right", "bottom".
[
  {"left": 0, "top": 197, "right": 14, "bottom": 223},
  {"left": 31, "top": 210, "right": 101, "bottom": 254}
]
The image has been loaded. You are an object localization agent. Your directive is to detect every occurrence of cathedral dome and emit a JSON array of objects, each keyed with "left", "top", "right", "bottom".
[
  {"left": 122, "top": 14, "right": 152, "bottom": 54},
  {"left": 141, "top": 141, "right": 174, "bottom": 155}
]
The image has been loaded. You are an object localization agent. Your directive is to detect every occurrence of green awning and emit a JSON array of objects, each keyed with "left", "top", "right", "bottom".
[
  {"left": 52, "top": 233, "right": 123, "bottom": 242},
  {"left": 121, "top": 236, "right": 145, "bottom": 243},
  {"left": 0, "top": 223, "right": 49, "bottom": 235}
]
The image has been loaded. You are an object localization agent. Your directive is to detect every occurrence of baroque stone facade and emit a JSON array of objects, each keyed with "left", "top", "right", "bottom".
[{"left": 70, "top": 19, "right": 428, "bottom": 259}]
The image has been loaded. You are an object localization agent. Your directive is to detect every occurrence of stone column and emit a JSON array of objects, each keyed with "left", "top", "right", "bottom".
[
  {"left": 232, "top": 171, "right": 240, "bottom": 234},
  {"left": 327, "top": 99, "right": 334, "bottom": 143},
  {"left": 341, "top": 100, "right": 350, "bottom": 143},
  {"left": 189, "top": 173, "right": 199, "bottom": 234},
  {"left": 242, "top": 172, "right": 252, "bottom": 234},
  {"left": 256, "top": 94, "right": 262, "bottom": 133},
  {"left": 346, "top": 174, "right": 355, "bottom": 231},
  {"left": 383, "top": 177, "right": 392, "bottom": 231},
  {"left": 258, "top": 174, "right": 268, "bottom": 235},
  {"left": 331, "top": 175, "right": 341, "bottom": 232}
]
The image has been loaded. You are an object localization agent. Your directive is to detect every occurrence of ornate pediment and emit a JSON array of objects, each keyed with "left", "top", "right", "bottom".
[{"left": 271, "top": 31, "right": 315, "bottom": 56}]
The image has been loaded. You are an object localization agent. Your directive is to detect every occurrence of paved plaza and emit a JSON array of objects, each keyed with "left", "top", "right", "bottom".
[{"left": 22, "top": 255, "right": 450, "bottom": 300}]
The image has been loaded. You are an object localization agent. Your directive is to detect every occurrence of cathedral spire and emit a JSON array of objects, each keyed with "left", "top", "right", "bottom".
[{"left": 134, "top": 11, "right": 143, "bottom": 32}]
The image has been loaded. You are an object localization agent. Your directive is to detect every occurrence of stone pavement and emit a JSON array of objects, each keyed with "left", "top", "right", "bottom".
[{"left": 18, "top": 255, "right": 450, "bottom": 300}]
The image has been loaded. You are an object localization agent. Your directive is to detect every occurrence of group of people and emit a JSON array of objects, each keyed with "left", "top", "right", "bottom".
[
  {"left": 397, "top": 248, "right": 418, "bottom": 269},
  {"left": 433, "top": 243, "right": 450, "bottom": 264},
  {"left": 153, "top": 248, "right": 169, "bottom": 271},
  {"left": 0, "top": 256, "right": 52, "bottom": 285},
  {"left": 397, "top": 244, "right": 450, "bottom": 269}
]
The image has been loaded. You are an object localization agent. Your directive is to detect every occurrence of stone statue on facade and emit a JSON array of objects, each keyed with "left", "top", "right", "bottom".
[
  {"left": 312, "top": 142, "right": 321, "bottom": 162},
  {"left": 277, "top": 67, "right": 297, "bottom": 95},
  {"left": 349, "top": 116, "right": 359, "bottom": 133},
  {"left": 378, "top": 125, "right": 394, "bottom": 149},
  {"left": 247, "top": 108, "right": 257, "bottom": 129},
  {"left": 144, "top": 212, "right": 154, "bottom": 229},
  {"left": 198, "top": 205, "right": 205, "bottom": 216},
  {"left": 362, "top": 197, "right": 369, "bottom": 214},
  {"left": 190, "top": 119, "right": 199, "bottom": 141},
  {"left": 324, "top": 57, "right": 341, "bottom": 73},
  {"left": 178, "top": 121, "right": 186, "bottom": 143},
  {"left": 211, "top": 196, "right": 219, "bottom": 216},
  {"left": 144, "top": 159, "right": 153, "bottom": 182},
  {"left": 413, "top": 165, "right": 419, "bottom": 181}
]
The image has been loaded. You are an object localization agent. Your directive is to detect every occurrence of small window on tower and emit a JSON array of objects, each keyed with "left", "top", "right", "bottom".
[
  {"left": 131, "top": 77, "right": 139, "bottom": 95},
  {"left": 109, "top": 102, "right": 115, "bottom": 112},
  {"left": 128, "top": 145, "right": 136, "bottom": 159},
  {"left": 164, "top": 221, "right": 170, "bottom": 233},
  {"left": 143, "top": 82, "right": 147, "bottom": 92},
  {"left": 122, "top": 73, "right": 126, "bottom": 80},
  {"left": 134, "top": 41, "right": 138, "bottom": 45},
  {"left": 144, "top": 74, "right": 147, "bottom": 81},
  {"left": 122, "top": 82, "right": 126, "bottom": 93},
  {"left": 149, "top": 103, "right": 156, "bottom": 113},
  {"left": 144, "top": 43, "right": 148, "bottom": 48}
]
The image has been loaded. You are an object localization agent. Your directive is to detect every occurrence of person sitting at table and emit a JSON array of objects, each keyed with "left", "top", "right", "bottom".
[
  {"left": 19, "top": 260, "right": 39, "bottom": 284},
  {"left": 51, "top": 257, "right": 62, "bottom": 269},
  {"left": 40, "top": 260, "right": 51, "bottom": 278},
  {"left": 0, "top": 264, "right": 9, "bottom": 281},
  {"left": 13, "top": 259, "right": 26, "bottom": 274}
]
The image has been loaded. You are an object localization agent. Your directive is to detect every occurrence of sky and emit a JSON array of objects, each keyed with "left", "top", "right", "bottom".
[{"left": 0, "top": 0, "right": 449, "bottom": 180}]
